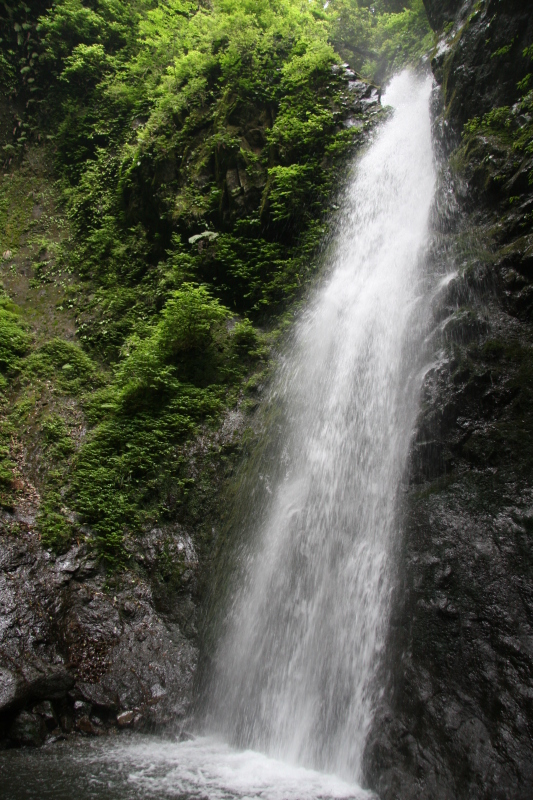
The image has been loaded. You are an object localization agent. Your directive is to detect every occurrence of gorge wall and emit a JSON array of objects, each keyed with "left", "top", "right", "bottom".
[
  {"left": 0, "top": 0, "right": 388, "bottom": 748},
  {"left": 0, "top": 3, "right": 532, "bottom": 798},
  {"left": 365, "top": 1, "right": 533, "bottom": 798}
]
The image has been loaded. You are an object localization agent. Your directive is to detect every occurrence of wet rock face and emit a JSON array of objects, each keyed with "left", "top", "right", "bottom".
[
  {"left": 0, "top": 525, "right": 198, "bottom": 746},
  {"left": 427, "top": 0, "right": 533, "bottom": 128},
  {"left": 365, "top": 3, "right": 533, "bottom": 799},
  {"left": 366, "top": 467, "right": 533, "bottom": 799},
  {"left": 372, "top": 155, "right": 533, "bottom": 800},
  {"left": 422, "top": 0, "right": 463, "bottom": 30},
  {"left": 9, "top": 711, "right": 46, "bottom": 747}
]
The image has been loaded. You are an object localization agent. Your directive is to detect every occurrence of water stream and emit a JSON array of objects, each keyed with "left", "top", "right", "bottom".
[
  {"left": 1, "top": 70, "right": 435, "bottom": 800},
  {"left": 207, "top": 69, "right": 436, "bottom": 783}
]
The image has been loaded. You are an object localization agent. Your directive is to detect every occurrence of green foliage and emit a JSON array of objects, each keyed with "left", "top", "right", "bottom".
[
  {"left": 0, "top": 1, "right": 45, "bottom": 94},
  {"left": 38, "top": 491, "right": 73, "bottom": 551},
  {"left": 156, "top": 284, "right": 230, "bottom": 357},
  {"left": 0, "top": 52, "right": 16, "bottom": 95},
  {"left": 68, "top": 284, "right": 260, "bottom": 562},
  {"left": 116, "top": 284, "right": 230, "bottom": 407},
  {"left": 0, "top": 416, "right": 17, "bottom": 511},
  {"left": 37, "top": 0, "right": 137, "bottom": 68},
  {"left": 463, "top": 107, "right": 514, "bottom": 137},
  {"left": 0, "top": 291, "right": 29, "bottom": 510},
  {"left": 0, "top": 173, "right": 34, "bottom": 250},
  {"left": 41, "top": 414, "right": 75, "bottom": 457},
  {"left": 491, "top": 39, "right": 516, "bottom": 60},
  {"left": 23, "top": 338, "right": 103, "bottom": 394},
  {"left": 17, "top": 0, "right": 426, "bottom": 332},
  {"left": 0, "top": 293, "right": 30, "bottom": 372},
  {"left": 33, "top": 0, "right": 393, "bottom": 331},
  {"left": 327, "top": 0, "right": 433, "bottom": 83},
  {"left": 33, "top": 415, "right": 76, "bottom": 552},
  {"left": 0, "top": 0, "right": 433, "bottom": 560},
  {"left": 462, "top": 101, "right": 533, "bottom": 191},
  {"left": 459, "top": 44, "right": 533, "bottom": 199}
]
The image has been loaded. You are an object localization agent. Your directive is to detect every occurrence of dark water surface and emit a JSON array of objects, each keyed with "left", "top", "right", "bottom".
[{"left": 1, "top": 735, "right": 151, "bottom": 800}]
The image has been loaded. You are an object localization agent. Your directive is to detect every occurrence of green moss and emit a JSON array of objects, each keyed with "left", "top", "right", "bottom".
[
  {"left": 0, "top": 174, "right": 34, "bottom": 253},
  {"left": 458, "top": 47, "right": 533, "bottom": 202},
  {"left": 0, "top": 291, "right": 31, "bottom": 511},
  {"left": 0, "top": 427, "right": 17, "bottom": 511},
  {"left": 39, "top": 506, "right": 73, "bottom": 552},
  {"left": 0, "top": 293, "right": 31, "bottom": 371},
  {"left": 41, "top": 414, "right": 75, "bottom": 458},
  {"left": 64, "top": 284, "right": 267, "bottom": 562},
  {"left": 22, "top": 338, "right": 103, "bottom": 395}
]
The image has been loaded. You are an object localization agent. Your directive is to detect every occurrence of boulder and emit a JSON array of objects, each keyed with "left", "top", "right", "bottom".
[
  {"left": 0, "top": 668, "right": 18, "bottom": 712},
  {"left": 77, "top": 682, "right": 119, "bottom": 711},
  {"left": 76, "top": 715, "right": 100, "bottom": 736},
  {"left": 9, "top": 711, "right": 46, "bottom": 747},
  {"left": 27, "top": 666, "right": 75, "bottom": 701},
  {"left": 33, "top": 700, "right": 58, "bottom": 729},
  {"left": 116, "top": 710, "right": 134, "bottom": 727}
]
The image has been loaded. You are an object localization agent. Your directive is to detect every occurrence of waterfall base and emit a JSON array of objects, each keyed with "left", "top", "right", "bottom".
[{"left": 0, "top": 735, "right": 375, "bottom": 800}]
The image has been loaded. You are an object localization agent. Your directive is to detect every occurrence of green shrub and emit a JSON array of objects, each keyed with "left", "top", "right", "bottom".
[
  {"left": 0, "top": 0, "right": 434, "bottom": 561},
  {"left": 66, "top": 283, "right": 263, "bottom": 560}
]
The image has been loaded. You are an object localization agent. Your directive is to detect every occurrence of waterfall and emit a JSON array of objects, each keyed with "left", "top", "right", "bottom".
[
  {"left": 0, "top": 71, "right": 437, "bottom": 800},
  {"left": 207, "top": 71, "right": 436, "bottom": 783}
]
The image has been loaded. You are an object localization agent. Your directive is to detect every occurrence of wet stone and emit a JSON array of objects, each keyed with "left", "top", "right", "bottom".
[
  {"left": 0, "top": 668, "right": 18, "bottom": 711},
  {"left": 9, "top": 711, "right": 47, "bottom": 747},
  {"left": 59, "top": 713, "right": 73, "bottom": 733},
  {"left": 77, "top": 682, "right": 119, "bottom": 710},
  {"left": 116, "top": 710, "right": 134, "bottom": 727},
  {"left": 76, "top": 716, "right": 100, "bottom": 736},
  {"left": 73, "top": 700, "right": 92, "bottom": 718},
  {"left": 33, "top": 700, "right": 58, "bottom": 728}
]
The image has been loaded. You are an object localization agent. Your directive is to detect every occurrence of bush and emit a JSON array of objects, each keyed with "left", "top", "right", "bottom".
[{"left": 0, "top": 0, "right": 434, "bottom": 561}]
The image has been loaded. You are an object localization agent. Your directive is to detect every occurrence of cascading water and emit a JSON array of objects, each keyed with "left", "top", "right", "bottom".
[
  {"left": 207, "top": 70, "right": 436, "bottom": 783},
  {"left": 0, "top": 71, "right": 437, "bottom": 800}
]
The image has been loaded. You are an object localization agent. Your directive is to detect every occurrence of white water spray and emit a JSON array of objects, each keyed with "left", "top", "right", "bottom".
[{"left": 208, "top": 71, "right": 436, "bottom": 783}]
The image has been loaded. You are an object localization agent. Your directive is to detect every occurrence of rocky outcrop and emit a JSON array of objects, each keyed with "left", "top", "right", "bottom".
[
  {"left": 0, "top": 523, "right": 198, "bottom": 746},
  {"left": 423, "top": 0, "right": 462, "bottom": 30},
  {"left": 364, "top": 2, "right": 533, "bottom": 799},
  {"left": 432, "top": 0, "right": 533, "bottom": 128}
]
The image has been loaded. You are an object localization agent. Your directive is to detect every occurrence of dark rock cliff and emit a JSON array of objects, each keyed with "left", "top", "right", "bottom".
[
  {"left": 433, "top": 0, "right": 533, "bottom": 127},
  {"left": 365, "top": 2, "right": 533, "bottom": 799},
  {"left": 0, "top": 523, "right": 199, "bottom": 745},
  {"left": 422, "top": 0, "right": 462, "bottom": 31}
]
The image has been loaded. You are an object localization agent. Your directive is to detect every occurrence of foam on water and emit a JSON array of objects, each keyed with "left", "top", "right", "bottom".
[
  {"left": 0, "top": 735, "right": 374, "bottom": 800},
  {"left": 114, "top": 736, "right": 374, "bottom": 799}
]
